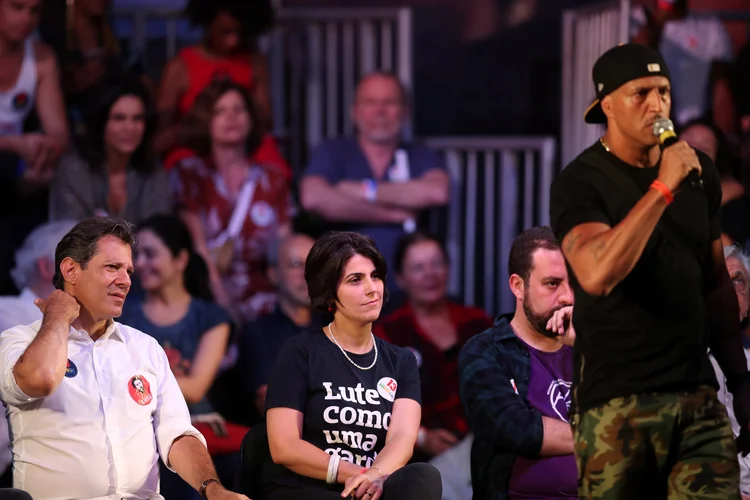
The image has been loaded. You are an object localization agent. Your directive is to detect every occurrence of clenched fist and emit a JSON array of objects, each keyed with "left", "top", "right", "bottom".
[{"left": 35, "top": 290, "right": 80, "bottom": 326}]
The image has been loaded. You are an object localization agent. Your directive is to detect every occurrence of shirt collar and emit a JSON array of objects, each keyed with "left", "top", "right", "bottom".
[
  {"left": 491, "top": 315, "right": 517, "bottom": 342},
  {"left": 68, "top": 320, "right": 125, "bottom": 343}
]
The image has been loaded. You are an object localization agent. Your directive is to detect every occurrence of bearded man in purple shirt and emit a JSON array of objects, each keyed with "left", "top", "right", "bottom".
[{"left": 459, "top": 226, "right": 577, "bottom": 500}]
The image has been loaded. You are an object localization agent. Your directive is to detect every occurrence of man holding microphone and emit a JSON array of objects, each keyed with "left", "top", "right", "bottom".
[{"left": 550, "top": 43, "right": 750, "bottom": 497}]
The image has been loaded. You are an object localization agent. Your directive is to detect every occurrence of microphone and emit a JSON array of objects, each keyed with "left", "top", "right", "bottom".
[{"left": 652, "top": 117, "right": 703, "bottom": 189}]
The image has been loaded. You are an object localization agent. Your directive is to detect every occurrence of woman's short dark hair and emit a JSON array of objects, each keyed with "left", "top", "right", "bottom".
[
  {"left": 53, "top": 217, "right": 136, "bottom": 290},
  {"left": 305, "top": 231, "right": 389, "bottom": 315},
  {"left": 507, "top": 226, "right": 560, "bottom": 284},
  {"left": 184, "top": 0, "right": 275, "bottom": 38},
  {"left": 393, "top": 231, "right": 448, "bottom": 275},
  {"left": 137, "top": 215, "right": 214, "bottom": 302},
  {"left": 179, "top": 80, "right": 264, "bottom": 160},
  {"left": 81, "top": 74, "right": 156, "bottom": 174}
]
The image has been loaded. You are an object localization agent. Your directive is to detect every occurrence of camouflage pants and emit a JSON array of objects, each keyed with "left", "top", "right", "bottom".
[{"left": 572, "top": 385, "right": 740, "bottom": 499}]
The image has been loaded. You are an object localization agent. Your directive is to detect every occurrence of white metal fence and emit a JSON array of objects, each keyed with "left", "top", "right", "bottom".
[
  {"left": 425, "top": 137, "right": 556, "bottom": 315},
  {"left": 264, "top": 8, "right": 414, "bottom": 153},
  {"left": 561, "top": 0, "right": 630, "bottom": 167}
]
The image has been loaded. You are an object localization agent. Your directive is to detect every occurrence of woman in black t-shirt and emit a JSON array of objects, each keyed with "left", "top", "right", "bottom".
[{"left": 264, "top": 232, "right": 442, "bottom": 500}]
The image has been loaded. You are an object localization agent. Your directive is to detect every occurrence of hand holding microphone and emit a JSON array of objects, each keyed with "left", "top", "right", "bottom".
[{"left": 653, "top": 117, "right": 703, "bottom": 192}]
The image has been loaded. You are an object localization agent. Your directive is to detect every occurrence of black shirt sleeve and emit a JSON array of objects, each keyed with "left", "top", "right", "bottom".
[
  {"left": 395, "top": 348, "right": 422, "bottom": 405},
  {"left": 550, "top": 166, "right": 612, "bottom": 242},
  {"left": 265, "top": 337, "right": 309, "bottom": 413}
]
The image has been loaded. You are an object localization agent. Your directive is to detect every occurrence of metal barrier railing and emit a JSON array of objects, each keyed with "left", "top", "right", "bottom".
[
  {"left": 424, "top": 137, "right": 557, "bottom": 315},
  {"left": 561, "top": 0, "right": 630, "bottom": 168}
]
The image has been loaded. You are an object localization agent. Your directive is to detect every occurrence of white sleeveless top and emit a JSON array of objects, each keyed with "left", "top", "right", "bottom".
[{"left": 0, "top": 38, "right": 37, "bottom": 136}]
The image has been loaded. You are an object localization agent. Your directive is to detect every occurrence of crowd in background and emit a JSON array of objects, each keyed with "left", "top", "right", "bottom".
[{"left": 0, "top": 0, "right": 748, "bottom": 498}]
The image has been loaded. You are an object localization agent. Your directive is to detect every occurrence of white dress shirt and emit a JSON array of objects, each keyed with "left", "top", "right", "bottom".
[
  {"left": 0, "top": 319, "right": 206, "bottom": 500},
  {"left": 710, "top": 351, "right": 750, "bottom": 495},
  {"left": 0, "top": 287, "right": 41, "bottom": 476}
]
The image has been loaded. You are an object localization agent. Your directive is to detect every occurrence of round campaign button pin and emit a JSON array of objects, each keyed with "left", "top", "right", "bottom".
[
  {"left": 377, "top": 377, "right": 398, "bottom": 402},
  {"left": 250, "top": 201, "right": 275, "bottom": 228},
  {"left": 12, "top": 92, "right": 28, "bottom": 111},
  {"left": 128, "top": 374, "right": 153, "bottom": 406},
  {"left": 64, "top": 359, "right": 78, "bottom": 378}
]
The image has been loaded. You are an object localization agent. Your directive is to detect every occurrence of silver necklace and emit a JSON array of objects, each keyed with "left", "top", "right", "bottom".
[
  {"left": 327, "top": 322, "right": 378, "bottom": 371},
  {"left": 599, "top": 137, "right": 610, "bottom": 152}
]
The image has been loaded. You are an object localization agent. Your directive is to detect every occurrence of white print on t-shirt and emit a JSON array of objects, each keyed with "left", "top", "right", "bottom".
[
  {"left": 322, "top": 381, "right": 392, "bottom": 467},
  {"left": 547, "top": 379, "right": 572, "bottom": 422},
  {"left": 377, "top": 377, "right": 398, "bottom": 402}
]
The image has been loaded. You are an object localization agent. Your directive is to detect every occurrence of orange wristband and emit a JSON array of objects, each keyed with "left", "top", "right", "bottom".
[{"left": 650, "top": 180, "right": 674, "bottom": 205}]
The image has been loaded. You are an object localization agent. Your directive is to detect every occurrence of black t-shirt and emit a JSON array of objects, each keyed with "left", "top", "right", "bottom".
[
  {"left": 550, "top": 141, "right": 721, "bottom": 413},
  {"left": 264, "top": 330, "right": 421, "bottom": 491}
]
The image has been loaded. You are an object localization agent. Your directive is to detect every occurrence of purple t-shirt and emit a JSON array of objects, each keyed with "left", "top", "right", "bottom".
[{"left": 508, "top": 343, "right": 578, "bottom": 499}]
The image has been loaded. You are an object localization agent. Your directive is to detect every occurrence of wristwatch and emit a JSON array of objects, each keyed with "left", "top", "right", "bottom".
[{"left": 199, "top": 478, "right": 221, "bottom": 498}]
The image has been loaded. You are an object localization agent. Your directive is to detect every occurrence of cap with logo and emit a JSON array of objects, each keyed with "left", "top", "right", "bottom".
[{"left": 584, "top": 43, "right": 671, "bottom": 124}]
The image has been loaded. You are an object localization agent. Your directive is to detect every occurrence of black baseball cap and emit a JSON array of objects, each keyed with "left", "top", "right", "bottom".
[{"left": 584, "top": 43, "right": 671, "bottom": 124}]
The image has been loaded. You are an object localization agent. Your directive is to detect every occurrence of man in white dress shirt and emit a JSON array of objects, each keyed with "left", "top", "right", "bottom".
[{"left": 0, "top": 217, "right": 249, "bottom": 500}]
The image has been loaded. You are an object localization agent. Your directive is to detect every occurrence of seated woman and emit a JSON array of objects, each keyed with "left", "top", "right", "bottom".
[
  {"left": 49, "top": 75, "right": 171, "bottom": 223},
  {"left": 374, "top": 232, "right": 491, "bottom": 498},
  {"left": 155, "top": 0, "right": 290, "bottom": 178},
  {"left": 118, "top": 214, "right": 244, "bottom": 499},
  {"left": 264, "top": 231, "right": 442, "bottom": 500},
  {"left": 171, "top": 80, "right": 292, "bottom": 323}
]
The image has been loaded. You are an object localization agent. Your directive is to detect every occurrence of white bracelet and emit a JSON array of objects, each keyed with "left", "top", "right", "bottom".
[
  {"left": 326, "top": 454, "right": 341, "bottom": 484},
  {"left": 326, "top": 454, "right": 336, "bottom": 484},
  {"left": 331, "top": 454, "right": 341, "bottom": 484},
  {"left": 334, "top": 454, "right": 342, "bottom": 483}
]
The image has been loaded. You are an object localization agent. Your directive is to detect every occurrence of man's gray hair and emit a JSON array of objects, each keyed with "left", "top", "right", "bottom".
[
  {"left": 724, "top": 244, "right": 750, "bottom": 279},
  {"left": 11, "top": 220, "right": 79, "bottom": 290}
]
